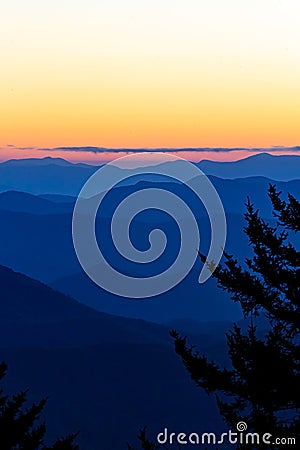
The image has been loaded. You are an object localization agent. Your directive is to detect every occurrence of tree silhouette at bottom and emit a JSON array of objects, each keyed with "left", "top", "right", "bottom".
[{"left": 0, "top": 362, "right": 79, "bottom": 450}]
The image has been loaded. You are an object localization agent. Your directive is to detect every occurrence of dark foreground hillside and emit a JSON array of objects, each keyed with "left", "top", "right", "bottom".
[{"left": 0, "top": 265, "right": 225, "bottom": 449}]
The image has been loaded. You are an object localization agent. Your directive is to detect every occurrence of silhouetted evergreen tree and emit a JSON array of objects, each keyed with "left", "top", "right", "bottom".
[
  {"left": 129, "top": 185, "right": 300, "bottom": 449},
  {"left": 171, "top": 185, "right": 300, "bottom": 448},
  {"left": 0, "top": 362, "right": 79, "bottom": 450}
]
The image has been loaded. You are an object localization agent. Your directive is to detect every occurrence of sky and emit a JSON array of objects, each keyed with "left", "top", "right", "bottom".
[{"left": 1, "top": 0, "right": 300, "bottom": 162}]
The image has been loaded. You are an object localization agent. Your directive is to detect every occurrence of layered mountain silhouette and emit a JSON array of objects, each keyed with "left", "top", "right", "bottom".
[
  {"left": 0, "top": 201, "right": 245, "bottom": 322},
  {"left": 0, "top": 157, "right": 97, "bottom": 196},
  {"left": 1, "top": 175, "right": 300, "bottom": 221},
  {"left": 1, "top": 170, "right": 297, "bottom": 323},
  {"left": 1, "top": 154, "right": 299, "bottom": 448},
  {"left": 0, "top": 264, "right": 224, "bottom": 449},
  {"left": 1, "top": 153, "right": 300, "bottom": 196}
]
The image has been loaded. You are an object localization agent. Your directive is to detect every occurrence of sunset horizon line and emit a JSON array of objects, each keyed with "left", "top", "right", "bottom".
[{"left": 1, "top": 144, "right": 300, "bottom": 165}]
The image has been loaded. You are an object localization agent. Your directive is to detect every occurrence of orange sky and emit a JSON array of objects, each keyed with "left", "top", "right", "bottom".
[{"left": 1, "top": 1, "right": 300, "bottom": 156}]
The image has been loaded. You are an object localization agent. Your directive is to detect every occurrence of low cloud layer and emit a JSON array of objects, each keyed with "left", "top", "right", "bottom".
[{"left": 38, "top": 146, "right": 300, "bottom": 154}]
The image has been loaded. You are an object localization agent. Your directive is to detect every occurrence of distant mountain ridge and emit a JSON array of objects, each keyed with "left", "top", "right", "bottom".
[
  {"left": 0, "top": 156, "right": 92, "bottom": 168},
  {"left": 0, "top": 153, "right": 299, "bottom": 196},
  {"left": 1, "top": 175, "right": 299, "bottom": 217},
  {"left": 197, "top": 153, "right": 300, "bottom": 181},
  {"left": 0, "top": 158, "right": 97, "bottom": 196}
]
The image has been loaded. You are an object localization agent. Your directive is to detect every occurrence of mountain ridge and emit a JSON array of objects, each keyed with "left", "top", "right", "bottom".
[
  {"left": 0, "top": 152, "right": 300, "bottom": 197},
  {"left": 0, "top": 263, "right": 170, "bottom": 347}
]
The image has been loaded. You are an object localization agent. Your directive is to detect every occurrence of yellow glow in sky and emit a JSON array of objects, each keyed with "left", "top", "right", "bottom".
[{"left": 1, "top": 0, "right": 300, "bottom": 149}]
